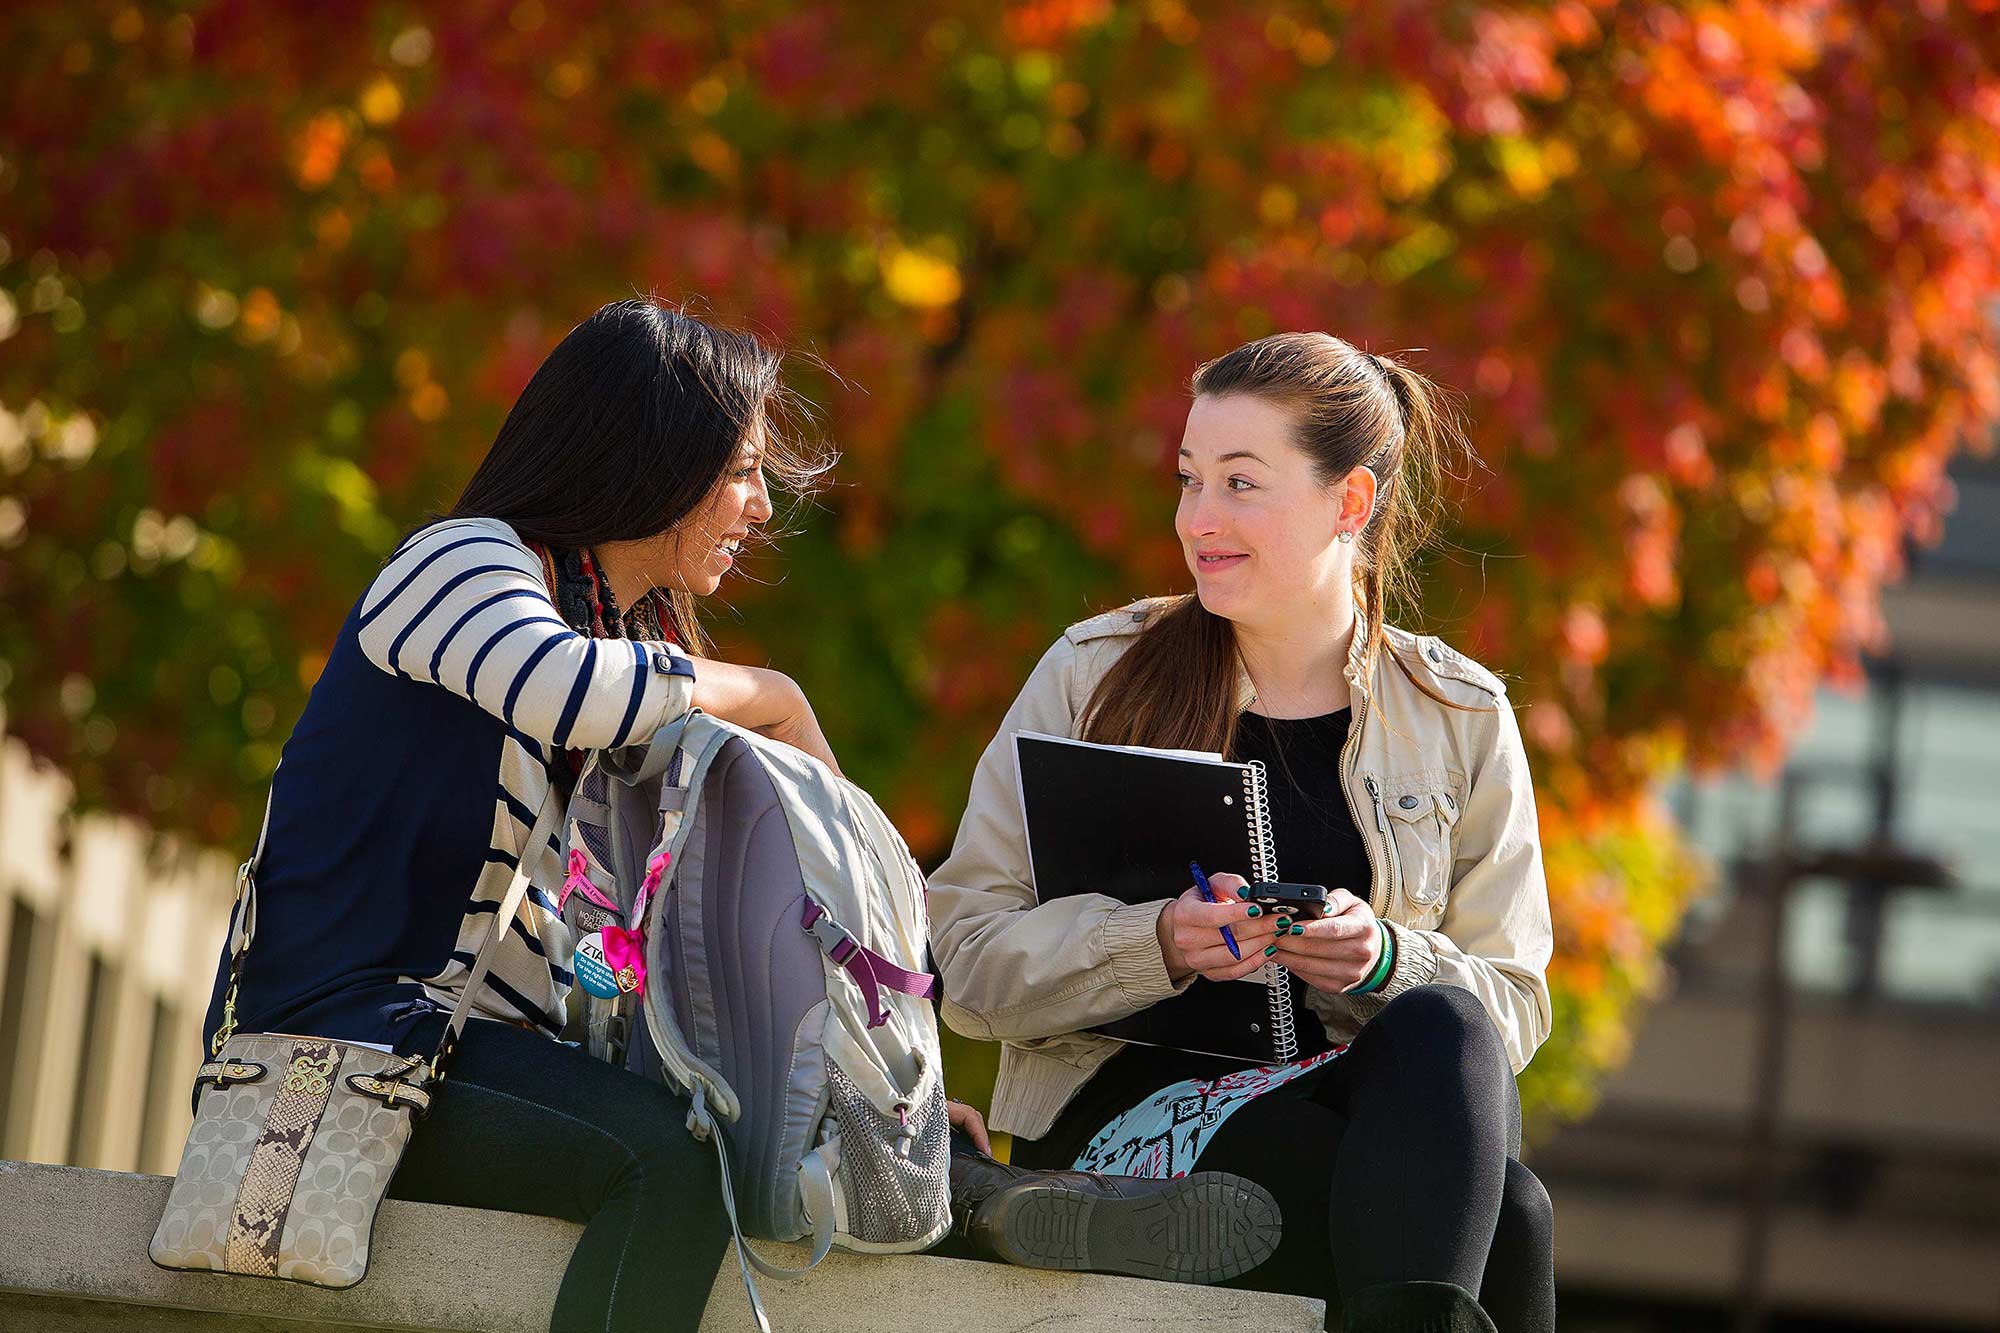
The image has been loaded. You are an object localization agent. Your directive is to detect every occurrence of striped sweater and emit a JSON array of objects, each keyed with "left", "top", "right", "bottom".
[{"left": 202, "top": 517, "right": 697, "bottom": 1051}]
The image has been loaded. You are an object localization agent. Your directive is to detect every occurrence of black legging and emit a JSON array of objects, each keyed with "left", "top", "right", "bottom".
[
  {"left": 1026, "top": 985, "right": 1555, "bottom": 1331},
  {"left": 388, "top": 1013, "right": 729, "bottom": 1333},
  {"left": 1198, "top": 986, "right": 1554, "bottom": 1330}
]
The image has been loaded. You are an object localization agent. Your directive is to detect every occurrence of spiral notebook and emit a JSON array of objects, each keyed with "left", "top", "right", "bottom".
[{"left": 1013, "top": 730, "right": 1309, "bottom": 1064}]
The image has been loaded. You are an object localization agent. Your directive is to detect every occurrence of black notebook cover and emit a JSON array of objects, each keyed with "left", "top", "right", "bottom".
[
  {"left": 1015, "top": 732, "right": 1267, "bottom": 907},
  {"left": 1014, "top": 731, "right": 1323, "bottom": 1063}
]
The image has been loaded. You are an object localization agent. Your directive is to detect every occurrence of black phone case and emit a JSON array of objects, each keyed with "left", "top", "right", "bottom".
[{"left": 1245, "top": 881, "right": 1329, "bottom": 919}]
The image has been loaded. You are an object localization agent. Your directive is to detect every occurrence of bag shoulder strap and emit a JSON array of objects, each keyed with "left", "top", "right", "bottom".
[
  {"left": 428, "top": 782, "right": 565, "bottom": 1075},
  {"left": 209, "top": 761, "right": 567, "bottom": 1074},
  {"left": 229, "top": 780, "right": 279, "bottom": 955},
  {"left": 207, "top": 776, "right": 279, "bottom": 1054}
]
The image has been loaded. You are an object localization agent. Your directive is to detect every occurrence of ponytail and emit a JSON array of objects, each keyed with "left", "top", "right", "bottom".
[{"left": 1360, "top": 353, "right": 1473, "bottom": 694}]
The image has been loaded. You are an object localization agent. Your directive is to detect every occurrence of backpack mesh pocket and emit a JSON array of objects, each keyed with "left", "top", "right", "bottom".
[
  {"left": 576, "top": 767, "right": 616, "bottom": 869},
  {"left": 824, "top": 1063, "right": 949, "bottom": 1248}
]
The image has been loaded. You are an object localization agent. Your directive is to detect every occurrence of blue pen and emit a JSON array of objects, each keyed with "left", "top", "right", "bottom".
[{"left": 1189, "top": 861, "right": 1242, "bottom": 960}]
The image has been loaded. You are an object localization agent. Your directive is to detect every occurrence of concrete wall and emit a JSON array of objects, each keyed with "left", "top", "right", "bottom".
[{"left": 0, "top": 1161, "right": 1327, "bottom": 1333}]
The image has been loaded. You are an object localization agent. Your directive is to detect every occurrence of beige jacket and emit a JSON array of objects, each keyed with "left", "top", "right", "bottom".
[{"left": 927, "top": 599, "right": 1555, "bottom": 1140}]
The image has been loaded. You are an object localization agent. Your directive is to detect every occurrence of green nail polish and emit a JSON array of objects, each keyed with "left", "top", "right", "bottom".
[
  {"left": 1246, "top": 906, "right": 1261, "bottom": 916},
  {"left": 1264, "top": 944, "right": 1278, "bottom": 956},
  {"left": 1292, "top": 922, "right": 1307, "bottom": 935}
]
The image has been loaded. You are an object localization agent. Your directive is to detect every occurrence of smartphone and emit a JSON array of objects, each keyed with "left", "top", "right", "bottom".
[{"left": 1243, "top": 881, "right": 1330, "bottom": 920}]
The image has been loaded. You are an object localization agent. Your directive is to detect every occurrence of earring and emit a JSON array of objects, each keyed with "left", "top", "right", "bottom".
[{"left": 1337, "top": 529, "right": 1355, "bottom": 545}]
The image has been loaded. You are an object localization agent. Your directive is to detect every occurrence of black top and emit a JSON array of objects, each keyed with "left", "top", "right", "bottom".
[
  {"left": 1017, "top": 707, "right": 1371, "bottom": 1167},
  {"left": 1235, "top": 707, "right": 1371, "bottom": 906}
]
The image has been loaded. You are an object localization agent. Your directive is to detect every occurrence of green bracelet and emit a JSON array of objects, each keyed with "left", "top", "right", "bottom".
[{"left": 1355, "top": 921, "right": 1395, "bottom": 994}]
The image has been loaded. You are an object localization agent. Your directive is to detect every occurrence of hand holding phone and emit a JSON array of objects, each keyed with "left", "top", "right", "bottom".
[
  {"left": 1160, "top": 870, "right": 1280, "bottom": 984},
  {"left": 1242, "top": 881, "right": 1330, "bottom": 921},
  {"left": 1268, "top": 886, "right": 1387, "bottom": 993}
]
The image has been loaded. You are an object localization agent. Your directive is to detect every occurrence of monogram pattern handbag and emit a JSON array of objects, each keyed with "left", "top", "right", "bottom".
[{"left": 149, "top": 780, "right": 563, "bottom": 1289}]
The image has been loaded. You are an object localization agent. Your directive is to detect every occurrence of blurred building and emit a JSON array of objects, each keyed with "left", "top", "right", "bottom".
[
  {"left": 0, "top": 734, "right": 234, "bottom": 1177},
  {"left": 1539, "top": 446, "right": 2000, "bottom": 1331}
]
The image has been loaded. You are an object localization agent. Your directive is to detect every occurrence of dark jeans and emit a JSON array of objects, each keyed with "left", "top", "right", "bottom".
[
  {"left": 388, "top": 1013, "right": 729, "bottom": 1333},
  {"left": 1021, "top": 985, "right": 1556, "bottom": 1332}
]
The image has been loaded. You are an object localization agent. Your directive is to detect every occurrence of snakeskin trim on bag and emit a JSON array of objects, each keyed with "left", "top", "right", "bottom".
[
  {"left": 344, "top": 1074, "right": 431, "bottom": 1112},
  {"left": 224, "top": 1039, "right": 341, "bottom": 1275}
]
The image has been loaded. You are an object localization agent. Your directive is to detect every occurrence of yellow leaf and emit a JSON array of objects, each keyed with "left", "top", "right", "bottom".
[
  {"left": 359, "top": 77, "right": 403, "bottom": 127},
  {"left": 882, "top": 246, "right": 963, "bottom": 309}
]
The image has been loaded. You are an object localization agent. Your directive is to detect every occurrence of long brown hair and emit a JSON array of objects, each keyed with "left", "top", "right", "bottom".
[{"left": 1081, "top": 332, "right": 1477, "bottom": 754}]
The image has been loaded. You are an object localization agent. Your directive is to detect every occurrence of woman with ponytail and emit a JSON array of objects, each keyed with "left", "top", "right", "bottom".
[{"left": 929, "top": 333, "right": 1557, "bottom": 1332}]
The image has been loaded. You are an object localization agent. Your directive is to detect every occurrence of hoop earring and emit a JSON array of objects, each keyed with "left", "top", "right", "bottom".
[{"left": 1336, "top": 529, "right": 1356, "bottom": 545}]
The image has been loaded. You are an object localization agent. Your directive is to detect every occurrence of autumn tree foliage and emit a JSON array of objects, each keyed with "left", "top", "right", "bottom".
[{"left": 5, "top": 1, "right": 1997, "bottom": 1119}]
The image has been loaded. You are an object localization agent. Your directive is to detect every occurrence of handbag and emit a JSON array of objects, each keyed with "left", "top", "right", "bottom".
[{"left": 148, "top": 778, "right": 564, "bottom": 1289}]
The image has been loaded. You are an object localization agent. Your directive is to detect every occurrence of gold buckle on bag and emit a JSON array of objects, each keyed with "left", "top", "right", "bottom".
[
  {"left": 209, "top": 980, "right": 240, "bottom": 1057},
  {"left": 429, "top": 1029, "right": 457, "bottom": 1086}
]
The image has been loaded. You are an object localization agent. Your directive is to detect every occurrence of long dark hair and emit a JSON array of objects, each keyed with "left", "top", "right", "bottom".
[
  {"left": 441, "top": 298, "right": 832, "bottom": 651},
  {"left": 1082, "top": 332, "right": 1479, "bottom": 755}
]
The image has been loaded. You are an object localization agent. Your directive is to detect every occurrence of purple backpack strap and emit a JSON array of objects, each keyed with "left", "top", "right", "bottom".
[{"left": 801, "top": 899, "right": 937, "bottom": 1028}]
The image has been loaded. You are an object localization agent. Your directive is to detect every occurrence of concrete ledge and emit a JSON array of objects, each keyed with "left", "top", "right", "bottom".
[{"left": 0, "top": 1160, "right": 1325, "bottom": 1332}]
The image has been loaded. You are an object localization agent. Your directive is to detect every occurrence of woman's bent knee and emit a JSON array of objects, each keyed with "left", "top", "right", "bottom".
[
  {"left": 591, "top": 1128, "right": 718, "bottom": 1205},
  {"left": 1371, "top": 984, "right": 1506, "bottom": 1066},
  {"left": 1498, "top": 1158, "right": 1554, "bottom": 1252}
]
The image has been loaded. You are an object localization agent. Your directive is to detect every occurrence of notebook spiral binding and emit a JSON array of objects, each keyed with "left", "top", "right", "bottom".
[{"left": 1243, "top": 761, "right": 1298, "bottom": 1064}]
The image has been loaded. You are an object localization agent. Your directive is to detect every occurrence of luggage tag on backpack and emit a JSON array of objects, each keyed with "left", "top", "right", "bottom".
[{"left": 572, "top": 931, "right": 624, "bottom": 999}]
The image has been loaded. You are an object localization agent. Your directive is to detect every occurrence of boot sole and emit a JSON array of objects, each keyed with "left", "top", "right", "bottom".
[{"left": 978, "top": 1171, "right": 1281, "bottom": 1285}]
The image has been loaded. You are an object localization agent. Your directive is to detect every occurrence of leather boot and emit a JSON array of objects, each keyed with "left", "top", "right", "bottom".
[
  {"left": 949, "top": 1146, "right": 1281, "bottom": 1284},
  {"left": 1342, "top": 1281, "right": 1498, "bottom": 1333}
]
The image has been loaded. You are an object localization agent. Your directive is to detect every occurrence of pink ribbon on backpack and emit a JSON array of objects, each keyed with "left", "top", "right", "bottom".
[
  {"left": 631, "top": 851, "right": 670, "bottom": 927},
  {"left": 600, "top": 853, "right": 672, "bottom": 1002},
  {"left": 600, "top": 924, "right": 647, "bottom": 997},
  {"left": 559, "top": 848, "right": 620, "bottom": 916}
]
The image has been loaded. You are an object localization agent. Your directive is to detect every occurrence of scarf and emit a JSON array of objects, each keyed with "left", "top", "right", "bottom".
[
  {"left": 532, "top": 543, "right": 679, "bottom": 646},
  {"left": 530, "top": 542, "right": 681, "bottom": 775}
]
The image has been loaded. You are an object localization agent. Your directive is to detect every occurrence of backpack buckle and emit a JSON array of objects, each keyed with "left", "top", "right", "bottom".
[{"left": 800, "top": 900, "right": 857, "bottom": 961}]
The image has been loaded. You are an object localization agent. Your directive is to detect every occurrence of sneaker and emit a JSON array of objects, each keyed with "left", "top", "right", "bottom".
[{"left": 950, "top": 1147, "right": 1281, "bottom": 1284}]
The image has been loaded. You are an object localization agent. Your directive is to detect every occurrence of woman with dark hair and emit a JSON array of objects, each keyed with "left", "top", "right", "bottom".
[
  {"left": 930, "top": 333, "right": 1559, "bottom": 1333},
  {"left": 203, "top": 300, "right": 1276, "bottom": 1332},
  {"left": 197, "top": 299, "right": 849, "bottom": 1331}
]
